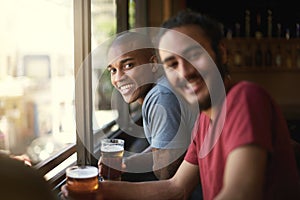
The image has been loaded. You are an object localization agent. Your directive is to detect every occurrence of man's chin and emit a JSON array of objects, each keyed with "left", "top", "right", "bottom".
[
  {"left": 186, "top": 95, "right": 199, "bottom": 105},
  {"left": 179, "top": 91, "right": 199, "bottom": 105},
  {"left": 125, "top": 96, "right": 139, "bottom": 104},
  {"left": 121, "top": 95, "right": 132, "bottom": 104},
  {"left": 198, "top": 99, "right": 211, "bottom": 111},
  {"left": 125, "top": 99, "right": 133, "bottom": 104},
  {"left": 184, "top": 93, "right": 211, "bottom": 111}
]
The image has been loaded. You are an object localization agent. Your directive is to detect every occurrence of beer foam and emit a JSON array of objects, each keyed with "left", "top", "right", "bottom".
[
  {"left": 66, "top": 166, "right": 98, "bottom": 179},
  {"left": 101, "top": 145, "right": 124, "bottom": 152}
]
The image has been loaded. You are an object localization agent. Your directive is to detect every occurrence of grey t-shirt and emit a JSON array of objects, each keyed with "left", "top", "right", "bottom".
[{"left": 142, "top": 76, "right": 198, "bottom": 150}]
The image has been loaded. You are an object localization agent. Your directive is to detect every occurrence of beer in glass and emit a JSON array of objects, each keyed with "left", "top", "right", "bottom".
[
  {"left": 66, "top": 165, "right": 99, "bottom": 200},
  {"left": 100, "top": 139, "right": 124, "bottom": 181}
]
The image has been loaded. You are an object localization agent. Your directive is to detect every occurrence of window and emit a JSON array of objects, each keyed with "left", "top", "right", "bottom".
[
  {"left": 73, "top": 0, "right": 120, "bottom": 166},
  {"left": 91, "top": 0, "right": 119, "bottom": 162},
  {"left": 90, "top": 0, "right": 143, "bottom": 163},
  {"left": 0, "top": 0, "right": 75, "bottom": 164},
  {"left": 74, "top": 0, "right": 151, "bottom": 167},
  {"left": 0, "top": 0, "right": 144, "bottom": 185},
  {"left": 129, "top": 0, "right": 136, "bottom": 28},
  {"left": 91, "top": 0, "right": 117, "bottom": 130}
]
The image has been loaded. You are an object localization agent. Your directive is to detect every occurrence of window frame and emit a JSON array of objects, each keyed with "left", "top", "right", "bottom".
[
  {"left": 34, "top": 0, "right": 151, "bottom": 193},
  {"left": 73, "top": 0, "right": 130, "bottom": 166},
  {"left": 33, "top": 0, "right": 96, "bottom": 194},
  {"left": 73, "top": 0, "right": 94, "bottom": 166}
]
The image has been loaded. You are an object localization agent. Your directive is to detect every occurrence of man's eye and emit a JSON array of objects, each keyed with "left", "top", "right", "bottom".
[
  {"left": 108, "top": 68, "right": 116, "bottom": 74},
  {"left": 186, "top": 49, "right": 203, "bottom": 61},
  {"left": 165, "top": 61, "right": 178, "bottom": 69},
  {"left": 124, "top": 63, "right": 134, "bottom": 69}
]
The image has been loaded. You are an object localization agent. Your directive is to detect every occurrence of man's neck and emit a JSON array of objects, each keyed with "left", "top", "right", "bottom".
[{"left": 202, "top": 75, "right": 232, "bottom": 120}]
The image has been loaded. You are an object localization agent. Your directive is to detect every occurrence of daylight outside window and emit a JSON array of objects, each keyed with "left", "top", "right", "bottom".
[
  {"left": 0, "top": 0, "right": 75, "bottom": 164},
  {"left": 91, "top": 0, "right": 118, "bottom": 134}
]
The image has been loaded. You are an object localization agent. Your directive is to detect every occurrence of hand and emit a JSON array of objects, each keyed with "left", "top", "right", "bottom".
[
  {"left": 60, "top": 184, "right": 69, "bottom": 199},
  {"left": 10, "top": 154, "right": 32, "bottom": 166},
  {"left": 98, "top": 156, "right": 126, "bottom": 180},
  {"left": 60, "top": 183, "right": 104, "bottom": 200}
]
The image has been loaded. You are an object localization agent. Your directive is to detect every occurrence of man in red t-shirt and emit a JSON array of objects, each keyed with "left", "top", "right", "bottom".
[
  {"left": 62, "top": 10, "right": 300, "bottom": 200},
  {"left": 184, "top": 81, "right": 299, "bottom": 199}
]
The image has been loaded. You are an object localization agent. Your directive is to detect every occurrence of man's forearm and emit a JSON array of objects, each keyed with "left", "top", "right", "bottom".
[
  {"left": 152, "top": 148, "right": 186, "bottom": 180},
  {"left": 98, "top": 179, "right": 184, "bottom": 200},
  {"left": 124, "top": 151, "right": 153, "bottom": 171},
  {"left": 153, "top": 155, "right": 184, "bottom": 180}
]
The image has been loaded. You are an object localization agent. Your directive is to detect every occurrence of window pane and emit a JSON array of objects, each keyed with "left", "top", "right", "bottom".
[
  {"left": 91, "top": 0, "right": 117, "bottom": 132},
  {"left": 129, "top": 0, "right": 136, "bottom": 28},
  {"left": 0, "top": 0, "right": 75, "bottom": 164}
]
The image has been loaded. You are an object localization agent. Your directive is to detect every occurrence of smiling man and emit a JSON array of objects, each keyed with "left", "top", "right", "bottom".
[
  {"left": 157, "top": 10, "right": 300, "bottom": 199},
  {"left": 62, "top": 10, "right": 300, "bottom": 200},
  {"left": 107, "top": 36, "right": 157, "bottom": 105},
  {"left": 100, "top": 31, "right": 199, "bottom": 190}
]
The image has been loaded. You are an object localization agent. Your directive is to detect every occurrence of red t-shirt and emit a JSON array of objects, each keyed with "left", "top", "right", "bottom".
[{"left": 185, "top": 81, "right": 300, "bottom": 200}]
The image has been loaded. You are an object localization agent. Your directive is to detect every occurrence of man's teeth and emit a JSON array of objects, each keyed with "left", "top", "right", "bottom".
[{"left": 119, "top": 84, "right": 134, "bottom": 90}]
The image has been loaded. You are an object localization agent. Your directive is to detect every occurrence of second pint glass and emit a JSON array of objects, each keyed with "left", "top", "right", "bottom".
[{"left": 100, "top": 139, "right": 124, "bottom": 181}]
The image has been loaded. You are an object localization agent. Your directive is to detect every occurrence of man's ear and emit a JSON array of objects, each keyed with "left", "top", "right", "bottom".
[
  {"left": 149, "top": 55, "right": 158, "bottom": 63},
  {"left": 152, "top": 64, "right": 159, "bottom": 73},
  {"left": 150, "top": 55, "right": 159, "bottom": 72}
]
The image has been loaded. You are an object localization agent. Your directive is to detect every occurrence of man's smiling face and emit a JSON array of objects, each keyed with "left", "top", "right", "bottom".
[
  {"left": 108, "top": 47, "right": 155, "bottom": 104},
  {"left": 159, "top": 25, "right": 219, "bottom": 110}
]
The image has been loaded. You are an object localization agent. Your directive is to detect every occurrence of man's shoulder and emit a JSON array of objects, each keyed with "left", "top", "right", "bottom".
[
  {"left": 233, "top": 80, "right": 262, "bottom": 89},
  {"left": 154, "top": 76, "right": 174, "bottom": 92},
  {"left": 228, "top": 81, "right": 273, "bottom": 106},
  {"left": 230, "top": 81, "right": 267, "bottom": 96},
  {"left": 146, "top": 76, "right": 176, "bottom": 99}
]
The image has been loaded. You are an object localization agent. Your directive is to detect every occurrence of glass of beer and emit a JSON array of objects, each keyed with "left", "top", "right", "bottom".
[
  {"left": 66, "top": 165, "right": 99, "bottom": 200},
  {"left": 100, "top": 139, "right": 124, "bottom": 181}
]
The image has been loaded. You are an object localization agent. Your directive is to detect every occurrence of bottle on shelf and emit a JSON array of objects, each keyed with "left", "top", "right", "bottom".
[
  {"left": 220, "top": 23, "right": 225, "bottom": 37},
  {"left": 277, "top": 23, "right": 282, "bottom": 38},
  {"left": 235, "top": 22, "right": 241, "bottom": 37},
  {"left": 233, "top": 43, "right": 242, "bottom": 67},
  {"left": 265, "top": 44, "right": 272, "bottom": 67},
  {"left": 226, "top": 28, "right": 233, "bottom": 40},
  {"left": 285, "top": 45, "right": 293, "bottom": 69},
  {"left": 295, "top": 44, "right": 300, "bottom": 68},
  {"left": 255, "top": 44, "right": 263, "bottom": 67},
  {"left": 296, "top": 23, "right": 300, "bottom": 38},
  {"left": 255, "top": 13, "right": 263, "bottom": 39},
  {"left": 285, "top": 28, "right": 290, "bottom": 40},
  {"left": 245, "top": 9, "right": 251, "bottom": 38},
  {"left": 274, "top": 45, "right": 282, "bottom": 68},
  {"left": 267, "top": 9, "right": 272, "bottom": 38},
  {"left": 244, "top": 43, "right": 253, "bottom": 67}
]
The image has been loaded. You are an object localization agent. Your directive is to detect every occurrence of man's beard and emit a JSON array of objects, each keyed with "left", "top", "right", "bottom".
[{"left": 198, "top": 95, "right": 211, "bottom": 111}]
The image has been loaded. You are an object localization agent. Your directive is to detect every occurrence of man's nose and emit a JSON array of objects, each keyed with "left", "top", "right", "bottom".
[
  {"left": 177, "top": 58, "right": 197, "bottom": 78},
  {"left": 113, "top": 70, "right": 125, "bottom": 82}
]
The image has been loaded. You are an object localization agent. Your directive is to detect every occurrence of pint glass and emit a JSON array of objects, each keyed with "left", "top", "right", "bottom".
[
  {"left": 100, "top": 139, "right": 124, "bottom": 181},
  {"left": 66, "top": 165, "right": 99, "bottom": 200}
]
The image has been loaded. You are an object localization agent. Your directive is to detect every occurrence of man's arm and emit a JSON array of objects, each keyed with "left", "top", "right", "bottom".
[
  {"left": 97, "top": 160, "right": 199, "bottom": 200},
  {"left": 123, "top": 149, "right": 154, "bottom": 171},
  {"left": 215, "top": 144, "right": 267, "bottom": 200},
  {"left": 152, "top": 148, "right": 186, "bottom": 180},
  {"left": 113, "top": 146, "right": 185, "bottom": 180}
]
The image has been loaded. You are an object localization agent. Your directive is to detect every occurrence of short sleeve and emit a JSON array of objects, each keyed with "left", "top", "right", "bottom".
[
  {"left": 143, "top": 92, "right": 189, "bottom": 149},
  {"left": 184, "top": 138, "right": 199, "bottom": 165},
  {"left": 223, "top": 82, "right": 274, "bottom": 154}
]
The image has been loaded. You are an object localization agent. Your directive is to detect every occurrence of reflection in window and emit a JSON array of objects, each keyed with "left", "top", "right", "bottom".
[
  {"left": 129, "top": 0, "right": 136, "bottom": 29},
  {"left": 91, "top": 0, "right": 144, "bottom": 159},
  {"left": 23, "top": 55, "right": 51, "bottom": 80},
  {"left": 0, "top": 0, "right": 74, "bottom": 164},
  {"left": 91, "top": 0, "right": 141, "bottom": 137},
  {"left": 91, "top": 0, "right": 117, "bottom": 132}
]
